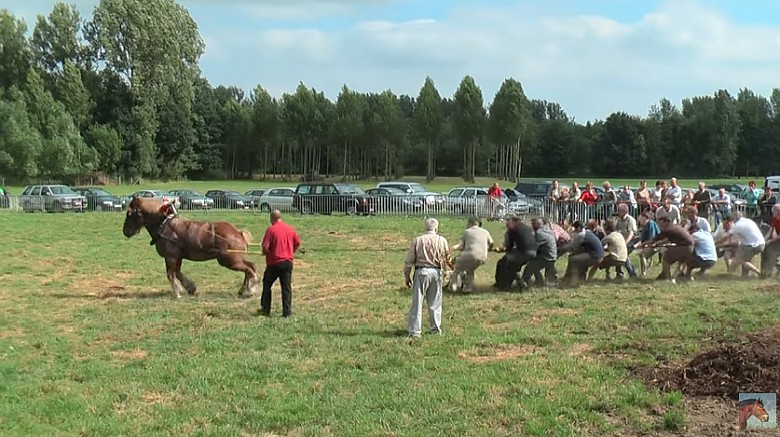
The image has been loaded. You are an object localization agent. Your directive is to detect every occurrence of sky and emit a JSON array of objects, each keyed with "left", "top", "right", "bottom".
[{"left": 6, "top": 0, "right": 780, "bottom": 123}]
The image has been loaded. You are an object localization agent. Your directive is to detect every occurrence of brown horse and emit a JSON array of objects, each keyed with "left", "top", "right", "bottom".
[
  {"left": 738, "top": 397, "right": 770, "bottom": 430},
  {"left": 122, "top": 197, "right": 259, "bottom": 299}
]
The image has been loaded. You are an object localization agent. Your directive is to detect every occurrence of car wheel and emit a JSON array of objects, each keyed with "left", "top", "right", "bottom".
[
  {"left": 346, "top": 204, "right": 358, "bottom": 217},
  {"left": 52, "top": 201, "right": 64, "bottom": 213},
  {"left": 260, "top": 203, "right": 271, "bottom": 213},
  {"left": 301, "top": 203, "right": 312, "bottom": 215},
  {"left": 453, "top": 205, "right": 463, "bottom": 215},
  {"left": 95, "top": 204, "right": 103, "bottom": 212}
]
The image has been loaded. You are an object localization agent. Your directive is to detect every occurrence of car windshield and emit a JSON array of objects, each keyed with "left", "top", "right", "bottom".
[
  {"left": 336, "top": 184, "right": 365, "bottom": 195},
  {"left": 226, "top": 191, "right": 242, "bottom": 196},
  {"left": 408, "top": 183, "right": 428, "bottom": 192},
  {"left": 184, "top": 191, "right": 202, "bottom": 196},
  {"left": 50, "top": 186, "right": 77, "bottom": 195},
  {"left": 91, "top": 188, "right": 112, "bottom": 196}
]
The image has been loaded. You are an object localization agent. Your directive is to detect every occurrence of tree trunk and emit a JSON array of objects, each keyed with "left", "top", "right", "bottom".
[
  {"left": 342, "top": 141, "right": 348, "bottom": 181},
  {"left": 471, "top": 141, "right": 476, "bottom": 182},
  {"left": 427, "top": 142, "right": 434, "bottom": 182}
]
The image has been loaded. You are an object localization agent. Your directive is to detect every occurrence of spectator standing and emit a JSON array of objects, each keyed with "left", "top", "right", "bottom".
[
  {"left": 758, "top": 187, "right": 777, "bottom": 225},
  {"left": 486, "top": 182, "right": 503, "bottom": 220},
  {"left": 742, "top": 180, "right": 762, "bottom": 218},
  {"left": 579, "top": 182, "right": 599, "bottom": 222},
  {"left": 548, "top": 180, "right": 564, "bottom": 224},
  {"left": 666, "top": 177, "right": 683, "bottom": 207},
  {"left": 692, "top": 182, "right": 712, "bottom": 222},
  {"left": 636, "top": 180, "right": 652, "bottom": 212},
  {"left": 569, "top": 181, "right": 582, "bottom": 223},
  {"left": 403, "top": 218, "right": 451, "bottom": 338},
  {"left": 260, "top": 210, "right": 302, "bottom": 318},
  {"left": 712, "top": 188, "right": 732, "bottom": 228}
]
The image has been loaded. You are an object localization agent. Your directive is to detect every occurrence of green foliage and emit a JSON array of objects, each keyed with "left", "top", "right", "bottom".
[
  {"left": 0, "top": 87, "right": 42, "bottom": 178},
  {"left": 1, "top": 5, "right": 780, "bottom": 184}
]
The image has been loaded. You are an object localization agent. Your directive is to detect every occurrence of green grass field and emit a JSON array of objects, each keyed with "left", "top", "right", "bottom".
[
  {"left": 2, "top": 175, "right": 765, "bottom": 196},
  {"left": 1, "top": 210, "right": 778, "bottom": 436}
]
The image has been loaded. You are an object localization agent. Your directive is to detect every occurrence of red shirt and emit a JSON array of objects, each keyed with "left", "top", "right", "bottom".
[
  {"left": 580, "top": 190, "right": 598, "bottom": 206},
  {"left": 488, "top": 186, "right": 502, "bottom": 198},
  {"left": 262, "top": 221, "right": 301, "bottom": 266}
]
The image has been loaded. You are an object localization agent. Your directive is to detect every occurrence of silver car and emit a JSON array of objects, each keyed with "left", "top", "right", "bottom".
[{"left": 256, "top": 187, "right": 296, "bottom": 212}]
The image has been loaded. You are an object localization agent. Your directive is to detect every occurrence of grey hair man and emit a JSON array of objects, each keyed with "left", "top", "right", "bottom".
[
  {"left": 450, "top": 216, "right": 494, "bottom": 293},
  {"left": 403, "top": 217, "right": 451, "bottom": 338}
]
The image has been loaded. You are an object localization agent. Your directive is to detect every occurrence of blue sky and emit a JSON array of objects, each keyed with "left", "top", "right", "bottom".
[{"left": 8, "top": 0, "right": 780, "bottom": 122}]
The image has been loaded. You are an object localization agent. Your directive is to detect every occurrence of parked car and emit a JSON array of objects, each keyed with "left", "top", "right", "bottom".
[
  {"left": 168, "top": 189, "right": 214, "bottom": 210},
  {"left": 513, "top": 180, "right": 554, "bottom": 198},
  {"left": 366, "top": 187, "right": 421, "bottom": 213},
  {"left": 376, "top": 181, "right": 441, "bottom": 206},
  {"left": 444, "top": 186, "right": 490, "bottom": 215},
  {"left": 293, "top": 182, "right": 373, "bottom": 216},
  {"left": 244, "top": 189, "right": 267, "bottom": 208},
  {"left": 255, "top": 187, "right": 295, "bottom": 212},
  {"left": 502, "top": 189, "right": 543, "bottom": 215},
  {"left": 129, "top": 189, "right": 181, "bottom": 208},
  {"left": 20, "top": 184, "right": 86, "bottom": 213},
  {"left": 710, "top": 184, "right": 747, "bottom": 199},
  {"left": 72, "top": 186, "right": 123, "bottom": 211},
  {"left": 205, "top": 190, "right": 253, "bottom": 209},
  {"left": 0, "top": 186, "right": 9, "bottom": 209}
]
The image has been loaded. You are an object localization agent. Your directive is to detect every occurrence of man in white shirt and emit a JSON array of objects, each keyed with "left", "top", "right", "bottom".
[
  {"left": 655, "top": 197, "right": 681, "bottom": 224},
  {"left": 723, "top": 212, "right": 765, "bottom": 277},
  {"left": 682, "top": 206, "right": 711, "bottom": 233},
  {"left": 713, "top": 220, "right": 736, "bottom": 271},
  {"left": 666, "top": 177, "right": 683, "bottom": 207},
  {"left": 712, "top": 188, "right": 732, "bottom": 228}
]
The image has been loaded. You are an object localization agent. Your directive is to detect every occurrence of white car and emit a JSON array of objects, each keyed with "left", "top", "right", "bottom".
[{"left": 256, "top": 187, "right": 296, "bottom": 212}]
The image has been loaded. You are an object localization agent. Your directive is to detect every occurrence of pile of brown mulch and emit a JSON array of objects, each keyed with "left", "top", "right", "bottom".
[{"left": 638, "top": 327, "right": 780, "bottom": 399}]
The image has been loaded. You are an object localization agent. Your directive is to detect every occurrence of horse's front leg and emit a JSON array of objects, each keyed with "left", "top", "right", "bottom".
[
  {"left": 177, "top": 268, "right": 198, "bottom": 296},
  {"left": 166, "top": 258, "right": 185, "bottom": 299}
]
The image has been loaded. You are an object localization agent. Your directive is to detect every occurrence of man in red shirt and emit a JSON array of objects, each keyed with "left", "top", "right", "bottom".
[
  {"left": 760, "top": 204, "right": 780, "bottom": 278},
  {"left": 260, "top": 210, "right": 301, "bottom": 317}
]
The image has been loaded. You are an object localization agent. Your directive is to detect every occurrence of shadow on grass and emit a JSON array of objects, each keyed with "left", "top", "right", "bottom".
[{"left": 310, "top": 328, "right": 410, "bottom": 338}]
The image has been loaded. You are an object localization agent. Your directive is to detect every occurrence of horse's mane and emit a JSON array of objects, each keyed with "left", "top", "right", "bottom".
[
  {"left": 739, "top": 398, "right": 763, "bottom": 407},
  {"left": 128, "top": 196, "right": 164, "bottom": 216}
]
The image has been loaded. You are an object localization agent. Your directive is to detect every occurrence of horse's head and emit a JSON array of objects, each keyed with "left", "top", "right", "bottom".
[
  {"left": 123, "top": 196, "right": 163, "bottom": 238},
  {"left": 753, "top": 398, "right": 770, "bottom": 422}
]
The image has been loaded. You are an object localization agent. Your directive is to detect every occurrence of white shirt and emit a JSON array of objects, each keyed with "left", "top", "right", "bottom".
[
  {"left": 730, "top": 218, "right": 766, "bottom": 248},
  {"left": 713, "top": 223, "right": 730, "bottom": 243},
  {"left": 714, "top": 193, "right": 732, "bottom": 213},
  {"left": 685, "top": 216, "right": 711, "bottom": 233},
  {"left": 655, "top": 205, "right": 681, "bottom": 224},
  {"left": 666, "top": 186, "right": 682, "bottom": 205}
]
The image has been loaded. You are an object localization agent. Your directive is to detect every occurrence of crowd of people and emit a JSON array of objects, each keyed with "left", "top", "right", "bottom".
[
  {"left": 402, "top": 193, "right": 780, "bottom": 338},
  {"left": 543, "top": 178, "right": 778, "bottom": 227}
]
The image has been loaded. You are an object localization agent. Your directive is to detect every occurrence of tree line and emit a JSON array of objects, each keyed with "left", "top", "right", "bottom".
[{"left": 1, "top": 1, "right": 780, "bottom": 185}]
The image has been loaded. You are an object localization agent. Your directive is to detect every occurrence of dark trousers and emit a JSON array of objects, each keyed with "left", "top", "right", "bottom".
[{"left": 261, "top": 260, "right": 293, "bottom": 316}]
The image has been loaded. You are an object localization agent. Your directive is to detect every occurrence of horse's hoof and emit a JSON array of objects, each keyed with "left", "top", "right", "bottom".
[
  {"left": 238, "top": 292, "right": 253, "bottom": 299},
  {"left": 187, "top": 288, "right": 198, "bottom": 295}
]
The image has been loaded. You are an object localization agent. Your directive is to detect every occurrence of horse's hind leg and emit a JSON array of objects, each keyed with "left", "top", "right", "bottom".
[
  {"left": 218, "top": 255, "right": 258, "bottom": 298},
  {"left": 166, "top": 258, "right": 185, "bottom": 299}
]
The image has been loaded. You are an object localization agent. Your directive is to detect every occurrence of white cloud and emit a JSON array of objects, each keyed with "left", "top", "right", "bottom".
[{"left": 201, "top": 0, "right": 780, "bottom": 122}]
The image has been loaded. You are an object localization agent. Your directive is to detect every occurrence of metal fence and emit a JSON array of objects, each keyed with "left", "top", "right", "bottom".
[{"left": 1, "top": 193, "right": 765, "bottom": 226}]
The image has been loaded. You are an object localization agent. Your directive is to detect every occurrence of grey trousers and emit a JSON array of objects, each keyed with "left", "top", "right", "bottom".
[
  {"left": 761, "top": 241, "right": 780, "bottom": 277},
  {"left": 408, "top": 268, "right": 443, "bottom": 336},
  {"left": 450, "top": 256, "right": 485, "bottom": 292}
]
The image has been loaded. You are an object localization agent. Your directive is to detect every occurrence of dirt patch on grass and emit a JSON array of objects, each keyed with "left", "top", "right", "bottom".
[
  {"left": 458, "top": 344, "right": 536, "bottom": 363},
  {"left": 568, "top": 343, "right": 594, "bottom": 359},
  {"left": 111, "top": 348, "right": 149, "bottom": 362},
  {"left": 0, "top": 327, "right": 24, "bottom": 340},
  {"left": 610, "top": 396, "right": 746, "bottom": 437},
  {"left": 636, "top": 326, "right": 780, "bottom": 399}
]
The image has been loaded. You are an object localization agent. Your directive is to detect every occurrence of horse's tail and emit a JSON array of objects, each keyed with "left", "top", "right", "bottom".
[{"left": 240, "top": 230, "right": 253, "bottom": 251}]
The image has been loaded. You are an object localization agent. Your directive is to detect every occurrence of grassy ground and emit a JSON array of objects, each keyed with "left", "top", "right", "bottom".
[
  {"left": 2, "top": 175, "right": 764, "bottom": 196},
  {"left": 1, "top": 211, "right": 778, "bottom": 436}
]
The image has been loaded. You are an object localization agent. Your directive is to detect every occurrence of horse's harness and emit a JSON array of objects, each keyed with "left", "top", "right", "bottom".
[{"left": 149, "top": 212, "right": 218, "bottom": 248}]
